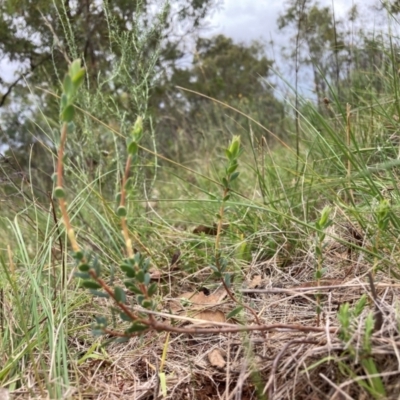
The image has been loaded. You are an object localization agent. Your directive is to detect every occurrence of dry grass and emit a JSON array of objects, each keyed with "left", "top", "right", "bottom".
[{"left": 4, "top": 218, "right": 400, "bottom": 400}]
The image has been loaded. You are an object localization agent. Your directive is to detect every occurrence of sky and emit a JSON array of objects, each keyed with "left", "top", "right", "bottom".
[
  {"left": 0, "top": 1, "right": 389, "bottom": 91},
  {"left": 204, "top": 0, "right": 386, "bottom": 97},
  {"left": 207, "top": 0, "right": 369, "bottom": 43}
]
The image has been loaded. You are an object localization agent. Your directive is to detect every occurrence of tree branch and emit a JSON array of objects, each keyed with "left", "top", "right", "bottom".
[{"left": 0, "top": 55, "right": 51, "bottom": 108}]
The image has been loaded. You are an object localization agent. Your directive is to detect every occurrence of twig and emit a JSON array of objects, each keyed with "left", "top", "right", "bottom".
[
  {"left": 48, "top": 192, "right": 65, "bottom": 290},
  {"left": 367, "top": 272, "right": 383, "bottom": 332},
  {"left": 0, "top": 55, "right": 51, "bottom": 107},
  {"left": 319, "top": 373, "right": 354, "bottom": 400},
  {"left": 241, "top": 282, "right": 400, "bottom": 293},
  {"left": 119, "top": 154, "right": 134, "bottom": 259}
]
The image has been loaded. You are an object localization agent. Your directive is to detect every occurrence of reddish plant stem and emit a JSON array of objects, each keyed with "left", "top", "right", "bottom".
[
  {"left": 90, "top": 267, "right": 336, "bottom": 337},
  {"left": 215, "top": 186, "right": 261, "bottom": 325},
  {"left": 57, "top": 122, "right": 80, "bottom": 252},
  {"left": 120, "top": 154, "right": 134, "bottom": 258}
]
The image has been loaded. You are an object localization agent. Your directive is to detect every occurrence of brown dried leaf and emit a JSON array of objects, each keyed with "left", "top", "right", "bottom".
[
  {"left": 169, "top": 288, "right": 228, "bottom": 321},
  {"left": 248, "top": 275, "right": 262, "bottom": 289},
  {"left": 208, "top": 348, "right": 226, "bottom": 369},
  {"left": 193, "top": 310, "right": 226, "bottom": 323},
  {"left": 180, "top": 288, "right": 227, "bottom": 308}
]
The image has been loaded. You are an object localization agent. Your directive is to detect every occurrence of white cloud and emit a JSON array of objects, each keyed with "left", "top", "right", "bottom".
[{"left": 208, "top": 0, "right": 381, "bottom": 46}]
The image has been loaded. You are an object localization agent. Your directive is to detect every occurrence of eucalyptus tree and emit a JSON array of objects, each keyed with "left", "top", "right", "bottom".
[{"left": 0, "top": 0, "right": 218, "bottom": 147}]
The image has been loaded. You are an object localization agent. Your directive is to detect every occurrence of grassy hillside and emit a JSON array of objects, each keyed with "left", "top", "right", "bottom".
[{"left": 2, "top": 20, "right": 400, "bottom": 400}]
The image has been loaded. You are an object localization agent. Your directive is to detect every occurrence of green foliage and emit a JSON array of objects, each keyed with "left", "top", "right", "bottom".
[
  {"left": 338, "top": 298, "right": 386, "bottom": 399},
  {"left": 314, "top": 206, "right": 332, "bottom": 322},
  {"left": 278, "top": 0, "right": 344, "bottom": 102},
  {"left": 3, "top": 2, "right": 400, "bottom": 398},
  {"left": 0, "top": 0, "right": 219, "bottom": 189},
  {"left": 150, "top": 35, "right": 286, "bottom": 159},
  {"left": 60, "top": 59, "right": 85, "bottom": 123}
]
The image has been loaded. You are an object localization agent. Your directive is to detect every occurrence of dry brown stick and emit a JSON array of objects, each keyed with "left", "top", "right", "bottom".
[
  {"left": 241, "top": 282, "right": 400, "bottom": 294},
  {"left": 367, "top": 272, "right": 383, "bottom": 332},
  {"left": 57, "top": 123, "right": 80, "bottom": 253},
  {"left": 102, "top": 321, "right": 338, "bottom": 337},
  {"left": 319, "top": 373, "right": 354, "bottom": 400},
  {"left": 48, "top": 192, "right": 65, "bottom": 291},
  {"left": 89, "top": 266, "right": 340, "bottom": 336}
]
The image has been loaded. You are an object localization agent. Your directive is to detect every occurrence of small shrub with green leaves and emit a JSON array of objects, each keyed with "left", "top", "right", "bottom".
[
  {"left": 55, "top": 61, "right": 266, "bottom": 336},
  {"left": 338, "top": 296, "right": 386, "bottom": 399},
  {"left": 314, "top": 206, "right": 332, "bottom": 325}
]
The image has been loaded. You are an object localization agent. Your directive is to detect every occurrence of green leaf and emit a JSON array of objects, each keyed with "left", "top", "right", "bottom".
[
  {"left": 144, "top": 272, "right": 150, "bottom": 285},
  {"left": 212, "top": 271, "right": 222, "bottom": 278},
  {"left": 226, "top": 162, "right": 238, "bottom": 175},
  {"left": 124, "top": 282, "right": 142, "bottom": 295},
  {"left": 131, "top": 116, "right": 143, "bottom": 141},
  {"left": 227, "top": 306, "right": 243, "bottom": 319},
  {"left": 71, "top": 68, "right": 85, "bottom": 86},
  {"left": 73, "top": 250, "right": 84, "bottom": 261},
  {"left": 92, "top": 329, "right": 104, "bottom": 337},
  {"left": 338, "top": 303, "right": 351, "bottom": 341},
  {"left": 128, "top": 141, "right": 138, "bottom": 155},
  {"left": 318, "top": 206, "right": 332, "bottom": 228},
  {"left": 94, "top": 316, "right": 107, "bottom": 326},
  {"left": 228, "top": 136, "right": 240, "bottom": 158},
  {"left": 134, "top": 252, "right": 141, "bottom": 264},
  {"left": 78, "top": 263, "right": 90, "bottom": 272},
  {"left": 120, "top": 263, "right": 136, "bottom": 278},
  {"left": 54, "top": 186, "right": 65, "bottom": 199},
  {"left": 136, "top": 295, "right": 144, "bottom": 305},
  {"left": 125, "top": 322, "right": 148, "bottom": 333},
  {"left": 60, "top": 93, "right": 68, "bottom": 110},
  {"left": 224, "top": 273, "right": 231, "bottom": 287},
  {"left": 209, "top": 265, "right": 219, "bottom": 273},
  {"left": 117, "top": 206, "right": 127, "bottom": 217},
  {"left": 63, "top": 74, "right": 73, "bottom": 97},
  {"left": 115, "top": 192, "right": 121, "bottom": 204},
  {"left": 91, "top": 257, "right": 101, "bottom": 278},
  {"left": 222, "top": 194, "right": 230, "bottom": 202},
  {"left": 74, "top": 272, "right": 90, "bottom": 279},
  {"left": 69, "top": 59, "right": 82, "bottom": 77},
  {"left": 136, "top": 270, "right": 145, "bottom": 283},
  {"left": 81, "top": 281, "right": 102, "bottom": 289},
  {"left": 364, "top": 312, "right": 374, "bottom": 345},
  {"left": 90, "top": 290, "right": 109, "bottom": 298},
  {"left": 114, "top": 286, "right": 126, "bottom": 303},
  {"left": 142, "top": 300, "right": 153, "bottom": 309},
  {"left": 230, "top": 171, "right": 240, "bottom": 182},
  {"left": 354, "top": 294, "right": 367, "bottom": 317},
  {"left": 120, "top": 312, "right": 133, "bottom": 322},
  {"left": 225, "top": 149, "right": 232, "bottom": 160},
  {"left": 61, "top": 104, "right": 75, "bottom": 122},
  {"left": 147, "top": 283, "right": 158, "bottom": 297},
  {"left": 142, "top": 258, "right": 150, "bottom": 271},
  {"left": 360, "top": 358, "right": 386, "bottom": 397}
]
